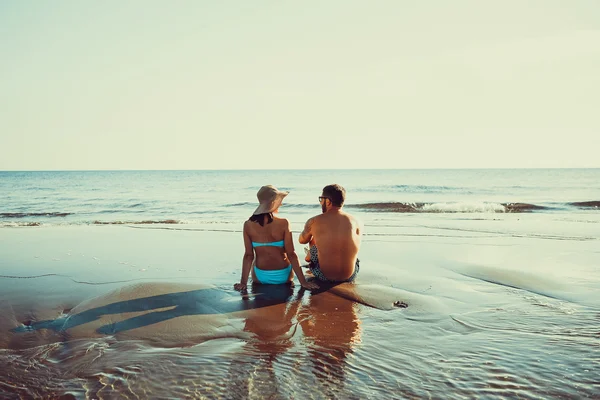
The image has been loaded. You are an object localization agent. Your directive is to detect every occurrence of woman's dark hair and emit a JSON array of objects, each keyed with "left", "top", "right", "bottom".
[
  {"left": 249, "top": 212, "right": 273, "bottom": 226},
  {"left": 322, "top": 184, "right": 346, "bottom": 207}
]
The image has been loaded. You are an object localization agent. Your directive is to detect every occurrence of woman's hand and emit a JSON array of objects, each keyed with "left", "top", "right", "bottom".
[
  {"left": 301, "top": 281, "right": 319, "bottom": 290},
  {"left": 234, "top": 283, "right": 247, "bottom": 291}
]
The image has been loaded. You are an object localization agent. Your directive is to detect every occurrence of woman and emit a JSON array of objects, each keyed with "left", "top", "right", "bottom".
[{"left": 234, "top": 185, "right": 318, "bottom": 291}]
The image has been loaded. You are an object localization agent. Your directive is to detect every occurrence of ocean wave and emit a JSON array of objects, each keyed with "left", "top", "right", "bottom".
[
  {"left": 0, "top": 218, "right": 245, "bottom": 228},
  {"left": 93, "top": 220, "right": 181, "bottom": 225},
  {"left": 224, "top": 202, "right": 315, "bottom": 209},
  {"left": 21, "top": 186, "right": 54, "bottom": 191},
  {"left": 570, "top": 201, "right": 600, "bottom": 209},
  {"left": 503, "top": 203, "right": 549, "bottom": 212},
  {"left": 347, "top": 202, "right": 550, "bottom": 213},
  {"left": 0, "top": 222, "right": 42, "bottom": 227},
  {"left": 354, "top": 184, "right": 468, "bottom": 193},
  {"left": 282, "top": 203, "right": 316, "bottom": 209},
  {"left": 0, "top": 212, "right": 71, "bottom": 218},
  {"left": 224, "top": 202, "right": 255, "bottom": 207}
]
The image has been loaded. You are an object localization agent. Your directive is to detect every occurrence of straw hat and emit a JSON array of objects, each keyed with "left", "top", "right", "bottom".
[{"left": 253, "top": 185, "right": 289, "bottom": 215}]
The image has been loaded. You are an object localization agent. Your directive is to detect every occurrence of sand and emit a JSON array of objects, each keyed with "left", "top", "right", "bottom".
[{"left": 1, "top": 224, "right": 598, "bottom": 398}]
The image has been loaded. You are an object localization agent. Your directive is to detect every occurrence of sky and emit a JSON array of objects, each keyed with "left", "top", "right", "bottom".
[{"left": 1, "top": 1, "right": 599, "bottom": 170}]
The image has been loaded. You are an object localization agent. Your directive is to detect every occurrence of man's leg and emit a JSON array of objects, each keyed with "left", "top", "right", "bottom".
[
  {"left": 303, "top": 247, "right": 311, "bottom": 263},
  {"left": 304, "top": 238, "right": 316, "bottom": 263},
  {"left": 345, "top": 259, "right": 360, "bottom": 283}
]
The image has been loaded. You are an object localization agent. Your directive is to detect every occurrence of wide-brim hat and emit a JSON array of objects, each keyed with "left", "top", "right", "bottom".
[{"left": 253, "top": 185, "right": 289, "bottom": 215}]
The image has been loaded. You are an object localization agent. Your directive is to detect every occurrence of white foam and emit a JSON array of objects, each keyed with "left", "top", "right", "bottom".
[{"left": 420, "top": 202, "right": 505, "bottom": 213}]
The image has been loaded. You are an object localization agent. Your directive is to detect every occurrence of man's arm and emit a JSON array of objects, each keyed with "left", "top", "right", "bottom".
[
  {"left": 283, "top": 221, "right": 318, "bottom": 289},
  {"left": 298, "top": 217, "right": 314, "bottom": 245},
  {"left": 354, "top": 215, "right": 363, "bottom": 237}
]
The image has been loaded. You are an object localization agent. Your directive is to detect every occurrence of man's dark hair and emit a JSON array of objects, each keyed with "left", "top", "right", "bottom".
[
  {"left": 322, "top": 184, "right": 346, "bottom": 207},
  {"left": 249, "top": 213, "right": 273, "bottom": 226}
]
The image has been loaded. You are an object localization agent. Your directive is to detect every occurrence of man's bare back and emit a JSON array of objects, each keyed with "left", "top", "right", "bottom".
[{"left": 299, "top": 184, "right": 362, "bottom": 282}]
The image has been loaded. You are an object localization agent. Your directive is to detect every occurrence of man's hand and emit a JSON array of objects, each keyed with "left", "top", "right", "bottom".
[{"left": 234, "top": 283, "right": 247, "bottom": 291}]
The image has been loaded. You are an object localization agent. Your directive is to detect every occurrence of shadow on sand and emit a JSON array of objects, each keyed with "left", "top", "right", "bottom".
[{"left": 12, "top": 282, "right": 344, "bottom": 336}]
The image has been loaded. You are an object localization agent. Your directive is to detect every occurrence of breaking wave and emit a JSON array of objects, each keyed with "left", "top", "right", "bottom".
[
  {"left": 0, "top": 222, "right": 42, "bottom": 227},
  {"left": 504, "top": 203, "right": 549, "bottom": 212},
  {"left": 347, "top": 202, "right": 551, "bottom": 213},
  {"left": 93, "top": 220, "right": 181, "bottom": 225},
  {"left": 212, "top": 200, "right": 599, "bottom": 213},
  {"left": 570, "top": 201, "right": 600, "bottom": 209}
]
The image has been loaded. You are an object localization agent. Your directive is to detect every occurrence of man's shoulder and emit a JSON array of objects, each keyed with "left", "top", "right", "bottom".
[
  {"left": 345, "top": 211, "right": 360, "bottom": 223},
  {"left": 326, "top": 210, "right": 357, "bottom": 220},
  {"left": 308, "top": 214, "right": 326, "bottom": 224},
  {"left": 303, "top": 215, "right": 324, "bottom": 231},
  {"left": 338, "top": 210, "right": 362, "bottom": 230},
  {"left": 348, "top": 212, "right": 363, "bottom": 227}
]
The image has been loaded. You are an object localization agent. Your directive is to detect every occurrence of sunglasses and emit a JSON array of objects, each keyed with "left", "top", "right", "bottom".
[{"left": 318, "top": 196, "right": 331, "bottom": 203}]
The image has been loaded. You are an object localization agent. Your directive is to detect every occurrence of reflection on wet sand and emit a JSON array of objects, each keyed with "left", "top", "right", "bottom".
[
  {"left": 242, "top": 284, "right": 300, "bottom": 351},
  {"left": 224, "top": 284, "right": 362, "bottom": 399},
  {"left": 224, "top": 284, "right": 302, "bottom": 399},
  {"left": 299, "top": 285, "right": 361, "bottom": 397}
]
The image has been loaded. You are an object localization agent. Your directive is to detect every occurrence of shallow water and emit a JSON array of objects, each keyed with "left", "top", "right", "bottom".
[{"left": 1, "top": 214, "right": 599, "bottom": 399}]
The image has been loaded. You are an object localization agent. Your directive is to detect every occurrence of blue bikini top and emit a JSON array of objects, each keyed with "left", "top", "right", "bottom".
[{"left": 252, "top": 240, "right": 285, "bottom": 248}]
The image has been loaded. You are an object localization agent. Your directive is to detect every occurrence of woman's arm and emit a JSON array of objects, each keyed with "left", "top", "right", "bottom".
[
  {"left": 285, "top": 221, "right": 318, "bottom": 290},
  {"left": 234, "top": 222, "right": 254, "bottom": 291}
]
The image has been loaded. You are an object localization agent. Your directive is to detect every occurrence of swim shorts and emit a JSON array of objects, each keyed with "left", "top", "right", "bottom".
[{"left": 308, "top": 245, "right": 359, "bottom": 283}]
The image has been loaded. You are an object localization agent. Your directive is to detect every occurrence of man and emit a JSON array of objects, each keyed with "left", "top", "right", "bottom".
[{"left": 299, "top": 184, "right": 362, "bottom": 283}]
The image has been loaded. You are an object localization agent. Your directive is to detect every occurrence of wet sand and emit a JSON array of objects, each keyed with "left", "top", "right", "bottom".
[{"left": 1, "top": 224, "right": 599, "bottom": 399}]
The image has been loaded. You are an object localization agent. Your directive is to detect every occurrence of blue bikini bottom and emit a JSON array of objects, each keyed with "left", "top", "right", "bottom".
[{"left": 253, "top": 265, "right": 292, "bottom": 284}]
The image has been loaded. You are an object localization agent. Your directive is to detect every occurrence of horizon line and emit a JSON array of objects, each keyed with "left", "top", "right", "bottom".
[{"left": 1, "top": 167, "right": 599, "bottom": 173}]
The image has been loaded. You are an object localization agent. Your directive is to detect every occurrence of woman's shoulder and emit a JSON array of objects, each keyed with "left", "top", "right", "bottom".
[
  {"left": 273, "top": 217, "right": 292, "bottom": 235},
  {"left": 272, "top": 215, "right": 290, "bottom": 226}
]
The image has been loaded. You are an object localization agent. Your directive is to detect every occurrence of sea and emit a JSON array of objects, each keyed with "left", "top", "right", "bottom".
[
  {"left": 2, "top": 169, "right": 599, "bottom": 228},
  {"left": 1, "top": 169, "right": 599, "bottom": 399}
]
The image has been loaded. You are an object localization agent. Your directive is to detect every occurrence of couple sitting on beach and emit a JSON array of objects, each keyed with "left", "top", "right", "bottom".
[{"left": 234, "top": 184, "right": 362, "bottom": 291}]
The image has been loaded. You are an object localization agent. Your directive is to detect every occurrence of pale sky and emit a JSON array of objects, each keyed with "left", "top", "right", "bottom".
[{"left": 1, "top": 1, "right": 599, "bottom": 170}]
